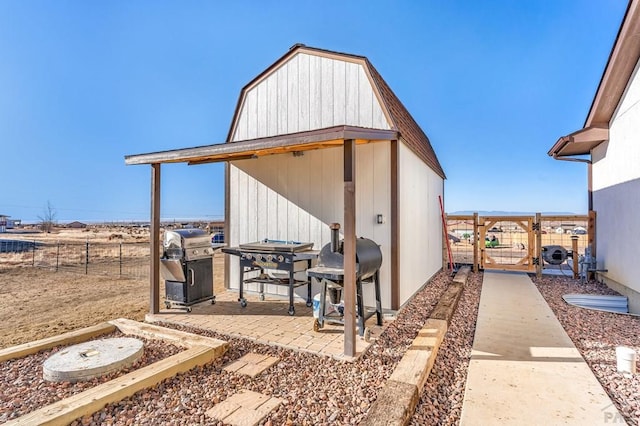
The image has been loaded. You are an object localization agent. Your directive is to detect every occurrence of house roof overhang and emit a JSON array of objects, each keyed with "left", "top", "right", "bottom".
[
  {"left": 547, "top": 125, "right": 609, "bottom": 157},
  {"left": 549, "top": 0, "right": 640, "bottom": 159},
  {"left": 125, "top": 125, "right": 398, "bottom": 166}
]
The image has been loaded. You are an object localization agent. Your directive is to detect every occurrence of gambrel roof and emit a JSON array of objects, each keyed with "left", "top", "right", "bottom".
[{"left": 227, "top": 44, "right": 445, "bottom": 179}]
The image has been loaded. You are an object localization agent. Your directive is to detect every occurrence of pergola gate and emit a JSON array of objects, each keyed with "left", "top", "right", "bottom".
[{"left": 478, "top": 216, "right": 537, "bottom": 273}]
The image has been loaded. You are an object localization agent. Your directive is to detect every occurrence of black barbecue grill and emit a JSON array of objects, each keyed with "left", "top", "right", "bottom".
[
  {"left": 223, "top": 240, "right": 317, "bottom": 315},
  {"left": 306, "top": 223, "right": 383, "bottom": 339},
  {"left": 160, "top": 229, "right": 220, "bottom": 312}
]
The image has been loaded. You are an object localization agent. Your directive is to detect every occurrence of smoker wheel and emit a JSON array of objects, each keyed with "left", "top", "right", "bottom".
[
  {"left": 363, "top": 327, "right": 371, "bottom": 343},
  {"left": 313, "top": 318, "right": 320, "bottom": 332},
  {"left": 211, "top": 297, "right": 216, "bottom": 305},
  {"left": 239, "top": 299, "right": 247, "bottom": 308},
  {"left": 186, "top": 307, "right": 192, "bottom": 313},
  {"left": 259, "top": 293, "right": 265, "bottom": 301},
  {"left": 306, "top": 300, "right": 312, "bottom": 307},
  {"left": 164, "top": 301, "right": 171, "bottom": 309},
  {"left": 288, "top": 306, "right": 295, "bottom": 316}
]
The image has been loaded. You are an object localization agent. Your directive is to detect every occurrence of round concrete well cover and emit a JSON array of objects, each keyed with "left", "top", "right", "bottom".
[{"left": 43, "top": 337, "right": 144, "bottom": 382}]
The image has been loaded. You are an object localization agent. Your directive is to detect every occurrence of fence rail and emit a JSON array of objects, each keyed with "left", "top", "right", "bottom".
[
  {"left": 0, "top": 240, "right": 151, "bottom": 279},
  {"left": 444, "top": 213, "right": 594, "bottom": 275}
]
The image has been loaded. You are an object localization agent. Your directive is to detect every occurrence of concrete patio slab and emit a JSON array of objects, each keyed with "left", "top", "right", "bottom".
[{"left": 147, "top": 290, "right": 390, "bottom": 360}]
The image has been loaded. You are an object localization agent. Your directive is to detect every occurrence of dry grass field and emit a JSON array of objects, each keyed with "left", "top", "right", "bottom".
[{"left": 0, "top": 227, "right": 225, "bottom": 349}]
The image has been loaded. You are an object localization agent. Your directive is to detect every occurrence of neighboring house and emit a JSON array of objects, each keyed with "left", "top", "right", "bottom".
[
  {"left": 126, "top": 44, "right": 445, "bottom": 313},
  {"left": 548, "top": 0, "right": 640, "bottom": 312},
  {"left": 67, "top": 221, "right": 87, "bottom": 229}
]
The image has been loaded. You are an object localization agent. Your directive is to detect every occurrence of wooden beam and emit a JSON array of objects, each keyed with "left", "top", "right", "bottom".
[
  {"left": 0, "top": 323, "right": 116, "bottom": 363},
  {"left": 343, "top": 139, "right": 356, "bottom": 357},
  {"left": 535, "top": 213, "right": 542, "bottom": 278},
  {"left": 150, "top": 164, "right": 161, "bottom": 315},
  {"left": 9, "top": 346, "right": 219, "bottom": 426},
  {"left": 125, "top": 125, "right": 398, "bottom": 165},
  {"left": 589, "top": 210, "right": 597, "bottom": 258},
  {"left": 390, "top": 139, "right": 399, "bottom": 310},
  {"left": 539, "top": 214, "right": 590, "bottom": 222},
  {"left": 224, "top": 162, "right": 230, "bottom": 293},
  {"left": 473, "top": 213, "right": 478, "bottom": 272}
]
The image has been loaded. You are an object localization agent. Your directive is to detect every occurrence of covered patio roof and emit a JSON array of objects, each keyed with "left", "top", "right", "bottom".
[
  {"left": 125, "top": 125, "right": 399, "bottom": 358},
  {"left": 125, "top": 125, "right": 398, "bottom": 165}
]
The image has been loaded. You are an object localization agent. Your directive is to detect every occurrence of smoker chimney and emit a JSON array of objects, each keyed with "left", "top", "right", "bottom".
[{"left": 330, "top": 223, "right": 340, "bottom": 253}]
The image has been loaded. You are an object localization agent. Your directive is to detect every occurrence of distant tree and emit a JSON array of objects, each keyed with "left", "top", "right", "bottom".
[{"left": 38, "top": 201, "right": 57, "bottom": 233}]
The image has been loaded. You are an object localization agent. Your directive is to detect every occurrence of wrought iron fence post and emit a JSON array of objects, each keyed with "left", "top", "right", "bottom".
[
  {"left": 85, "top": 240, "right": 89, "bottom": 275},
  {"left": 56, "top": 241, "right": 60, "bottom": 272},
  {"left": 119, "top": 242, "right": 123, "bottom": 277},
  {"left": 32, "top": 239, "right": 36, "bottom": 267}
]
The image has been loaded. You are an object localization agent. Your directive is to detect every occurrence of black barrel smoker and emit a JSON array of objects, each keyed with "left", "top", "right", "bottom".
[
  {"left": 160, "top": 229, "right": 219, "bottom": 312},
  {"left": 306, "top": 223, "right": 383, "bottom": 341}
]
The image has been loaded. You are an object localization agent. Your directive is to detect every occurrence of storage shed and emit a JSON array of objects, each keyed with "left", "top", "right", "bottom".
[
  {"left": 126, "top": 44, "right": 446, "bottom": 354},
  {"left": 549, "top": 0, "right": 640, "bottom": 312},
  {"left": 224, "top": 45, "right": 445, "bottom": 310}
]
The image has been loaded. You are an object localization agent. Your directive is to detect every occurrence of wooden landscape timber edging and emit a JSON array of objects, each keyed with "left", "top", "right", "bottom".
[
  {"left": 6, "top": 345, "right": 219, "bottom": 426},
  {"left": 2, "top": 319, "right": 228, "bottom": 426},
  {"left": 361, "top": 266, "right": 470, "bottom": 426},
  {"left": 0, "top": 322, "right": 117, "bottom": 363}
]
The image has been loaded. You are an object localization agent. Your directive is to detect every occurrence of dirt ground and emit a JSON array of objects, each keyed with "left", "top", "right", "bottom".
[{"left": 0, "top": 253, "right": 226, "bottom": 350}]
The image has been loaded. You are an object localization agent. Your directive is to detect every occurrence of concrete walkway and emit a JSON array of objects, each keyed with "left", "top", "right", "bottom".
[{"left": 460, "top": 271, "right": 622, "bottom": 425}]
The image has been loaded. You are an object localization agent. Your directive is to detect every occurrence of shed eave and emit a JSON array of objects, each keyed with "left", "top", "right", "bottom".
[{"left": 124, "top": 125, "right": 399, "bottom": 166}]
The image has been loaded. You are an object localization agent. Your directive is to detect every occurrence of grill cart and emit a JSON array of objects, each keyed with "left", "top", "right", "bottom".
[
  {"left": 223, "top": 240, "right": 317, "bottom": 316},
  {"left": 160, "top": 229, "right": 221, "bottom": 312}
]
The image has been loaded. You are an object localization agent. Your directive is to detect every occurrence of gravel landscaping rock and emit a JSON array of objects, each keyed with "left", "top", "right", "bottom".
[
  {"left": 411, "top": 271, "right": 483, "bottom": 425},
  {"left": 534, "top": 275, "right": 640, "bottom": 425},
  {"left": 0, "top": 331, "right": 181, "bottom": 423},
  {"left": 66, "top": 270, "right": 452, "bottom": 425},
  {"left": 6, "top": 270, "right": 635, "bottom": 426}
]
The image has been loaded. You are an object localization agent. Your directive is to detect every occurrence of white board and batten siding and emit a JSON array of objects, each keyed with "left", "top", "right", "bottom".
[
  {"left": 228, "top": 144, "right": 392, "bottom": 308},
  {"left": 398, "top": 141, "right": 444, "bottom": 305},
  {"left": 228, "top": 51, "right": 393, "bottom": 308},
  {"left": 230, "top": 52, "right": 389, "bottom": 141},
  {"left": 592, "top": 56, "right": 640, "bottom": 312}
]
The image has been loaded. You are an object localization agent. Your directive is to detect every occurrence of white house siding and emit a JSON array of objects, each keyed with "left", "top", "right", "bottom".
[
  {"left": 398, "top": 141, "right": 443, "bottom": 305},
  {"left": 230, "top": 52, "right": 390, "bottom": 141},
  {"left": 228, "top": 142, "right": 392, "bottom": 309},
  {"left": 591, "top": 58, "right": 640, "bottom": 313}
]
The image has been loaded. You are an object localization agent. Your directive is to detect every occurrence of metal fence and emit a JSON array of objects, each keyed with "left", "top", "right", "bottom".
[{"left": 0, "top": 240, "right": 150, "bottom": 279}]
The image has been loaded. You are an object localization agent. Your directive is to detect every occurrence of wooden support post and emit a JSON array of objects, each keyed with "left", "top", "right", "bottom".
[
  {"left": 343, "top": 139, "right": 356, "bottom": 357},
  {"left": 571, "top": 236, "right": 579, "bottom": 279},
  {"left": 150, "top": 163, "right": 161, "bottom": 315},
  {"left": 588, "top": 210, "right": 596, "bottom": 258},
  {"left": 472, "top": 213, "right": 478, "bottom": 272},
  {"left": 535, "top": 213, "right": 542, "bottom": 278}
]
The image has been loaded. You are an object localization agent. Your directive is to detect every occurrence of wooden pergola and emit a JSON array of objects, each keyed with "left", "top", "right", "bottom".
[{"left": 125, "top": 125, "right": 398, "bottom": 356}]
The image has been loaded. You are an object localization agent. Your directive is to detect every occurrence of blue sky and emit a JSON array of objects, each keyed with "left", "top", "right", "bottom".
[{"left": 0, "top": 1, "right": 628, "bottom": 223}]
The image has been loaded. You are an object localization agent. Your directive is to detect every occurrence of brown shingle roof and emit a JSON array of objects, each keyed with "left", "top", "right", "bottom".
[
  {"left": 227, "top": 44, "right": 445, "bottom": 179},
  {"left": 365, "top": 59, "right": 446, "bottom": 179}
]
